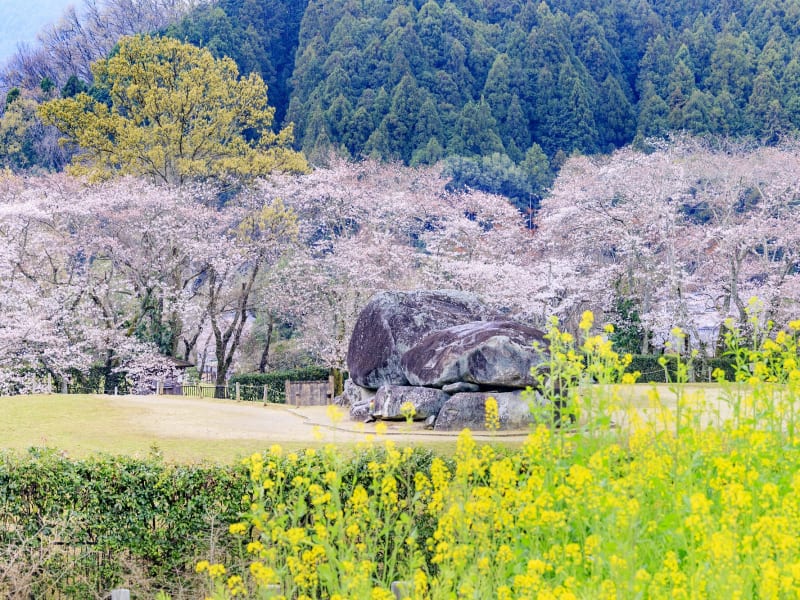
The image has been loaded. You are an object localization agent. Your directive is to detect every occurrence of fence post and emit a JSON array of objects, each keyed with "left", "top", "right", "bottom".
[
  {"left": 263, "top": 384, "right": 268, "bottom": 406},
  {"left": 236, "top": 382, "right": 241, "bottom": 402},
  {"left": 285, "top": 379, "right": 291, "bottom": 406},
  {"left": 111, "top": 590, "right": 130, "bottom": 600},
  {"left": 114, "top": 386, "right": 118, "bottom": 396}
]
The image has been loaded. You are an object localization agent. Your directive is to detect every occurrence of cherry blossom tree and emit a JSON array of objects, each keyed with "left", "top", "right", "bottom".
[
  {"left": 253, "top": 158, "right": 540, "bottom": 387},
  {"left": 535, "top": 136, "right": 800, "bottom": 354}
]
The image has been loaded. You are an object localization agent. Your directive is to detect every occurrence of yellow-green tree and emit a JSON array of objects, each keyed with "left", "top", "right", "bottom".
[{"left": 39, "top": 35, "right": 308, "bottom": 185}]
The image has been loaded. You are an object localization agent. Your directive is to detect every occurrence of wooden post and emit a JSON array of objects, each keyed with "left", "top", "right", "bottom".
[
  {"left": 285, "top": 379, "right": 291, "bottom": 406},
  {"left": 263, "top": 384, "right": 268, "bottom": 405},
  {"left": 111, "top": 590, "right": 130, "bottom": 600},
  {"left": 236, "top": 381, "right": 241, "bottom": 402},
  {"left": 114, "top": 386, "right": 118, "bottom": 396}
]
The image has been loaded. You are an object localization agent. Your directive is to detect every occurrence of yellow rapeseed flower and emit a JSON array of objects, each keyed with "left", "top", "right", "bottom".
[{"left": 579, "top": 310, "right": 594, "bottom": 331}]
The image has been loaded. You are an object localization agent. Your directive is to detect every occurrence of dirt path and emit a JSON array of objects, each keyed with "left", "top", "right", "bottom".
[{"left": 106, "top": 395, "right": 531, "bottom": 443}]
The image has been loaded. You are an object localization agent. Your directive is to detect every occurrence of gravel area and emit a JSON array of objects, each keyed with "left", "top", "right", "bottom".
[{"left": 106, "top": 395, "right": 531, "bottom": 443}]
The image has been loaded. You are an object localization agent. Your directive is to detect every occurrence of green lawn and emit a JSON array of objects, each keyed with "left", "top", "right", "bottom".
[
  {"left": 0, "top": 394, "right": 304, "bottom": 462},
  {"left": 0, "top": 393, "right": 467, "bottom": 462},
  {"left": 0, "top": 384, "right": 742, "bottom": 463}
]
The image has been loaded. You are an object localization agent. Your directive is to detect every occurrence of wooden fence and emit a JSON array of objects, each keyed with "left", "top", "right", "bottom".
[{"left": 285, "top": 377, "right": 334, "bottom": 406}]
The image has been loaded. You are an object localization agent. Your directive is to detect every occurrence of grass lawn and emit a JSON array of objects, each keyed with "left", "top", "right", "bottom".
[
  {"left": 0, "top": 384, "right": 744, "bottom": 463},
  {"left": 0, "top": 393, "right": 470, "bottom": 462},
  {"left": 0, "top": 394, "right": 317, "bottom": 462}
]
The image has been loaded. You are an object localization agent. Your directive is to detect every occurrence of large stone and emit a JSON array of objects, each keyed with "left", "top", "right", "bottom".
[
  {"left": 433, "top": 390, "right": 546, "bottom": 431},
  {"left": 401, "top": 320, "right": 548, "bottom": 389},
  {"left": 371, "top": 385, "right": 449, "bottom": 420},
  {"left": 339, "top": 379, "right": 377, "bottom": 421},
  {"left": 346, "top": 290, "right": 496, "bottom": 389}
]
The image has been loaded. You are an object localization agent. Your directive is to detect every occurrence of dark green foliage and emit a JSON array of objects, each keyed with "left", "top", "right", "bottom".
[
  {"left": 0, "top": 450, "right": 249, "bottom": 595},
  {"left": 62, "top": 363, "right": 131, "bottom": 395},
  {"left": 626, "top": 354, "right": 680, "bottom": 383},
  {"left": 609, "top": 297, "right": 647, "bottom": 355},
  {"left": 165, "top": 0, "right": 309, "bottom": 126},
  {"left": 60, "top": 75, "right": 89, "bottom": 98},
  {"left": 4, "top": 87, "right": 20, "bottom": 109},
  {"left": 13, "top": 0, "right": 800, "bottom": 206},
  {"left": 39, "top": 77, "right": 55, "bottom": 95},
  {"left": 0, "top": 445, "right": 440, "bottom": 596},
  {"left": 440, "top": 141, "right": 552, "bottom": 214},
  {"left": 229, "top": 366, "right": 331, "bottom": 402}
]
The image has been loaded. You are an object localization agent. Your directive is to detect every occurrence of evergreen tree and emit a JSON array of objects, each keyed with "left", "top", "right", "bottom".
[
  {"left": 325, "top": 93, "right": 353, "bottom": 145},
  {"left": 410, "top": 136, "right": 445, "bottom": 166},
  {"left": 637, "top": 83, "right": 670, "bottom": 138},
  {"left": 61, "top": 75, "right": 88, "bottom": 98},
  {"left": 503, "top": 95, "right": 530, "bottom": 163},
  {"left": 680, "top": 89, "right": 714, "bottom": 134},
  {"left": 483, "top": 54, "right": 513, "bottom": 126},
  {"left": 708, "top": 21, "right": 757, "bottom": 108},
  {"left": 413, "top": 96, "right": 444, "bottom": 152},
  {"left": 667, "top": 59, "right": 697, "bottom": 129},
  {"left": 598, "top": 75, "right": 635, "bottom": 150},
  {"left": 455, "top": 99, "right": 504, "bottom": 157},
  {"left": 747, "top": 68, "right": 788, "bottom": 141},
  {"left": 637, "top": 35, "right": 675, "bottom": 99},
  {"left": 782, "top": 52, "right": 800, "bottom": 129},
  {"left": 384, "top": 73, "right": 425, "bottom": 162}
]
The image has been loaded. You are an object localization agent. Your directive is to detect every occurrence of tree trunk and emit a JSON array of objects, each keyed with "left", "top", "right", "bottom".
[
  {"left": 331, "top": 367, "right": 344, "bottom": 397},
  {"left": 258, "top": 314, "right": 274, "bottom": 373}
]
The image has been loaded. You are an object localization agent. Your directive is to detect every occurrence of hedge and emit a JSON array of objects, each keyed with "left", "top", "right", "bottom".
[
  {"left": 228, "top": 366, "right": 331, "bottom": 402},
  {"left": 0, "top": 449, "right": 248, "bottom": 597},
  {"left": 0, "top": 445, "right": 436, "bottom": 597}
]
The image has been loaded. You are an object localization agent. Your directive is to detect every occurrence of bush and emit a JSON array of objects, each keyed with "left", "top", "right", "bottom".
[
  {"left": 0, "top": 449, "right": 249, "bottom": 596},
  {"left": 228, "top": 366, "right": 331, "bottom": 403},
  {"left": 0, "top": 445, "right": 435, "bottom": 597}
]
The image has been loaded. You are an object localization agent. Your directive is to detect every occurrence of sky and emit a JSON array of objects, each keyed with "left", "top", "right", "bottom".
[{"left": 0, "top": 0, "right": 77, "bottom": 64}]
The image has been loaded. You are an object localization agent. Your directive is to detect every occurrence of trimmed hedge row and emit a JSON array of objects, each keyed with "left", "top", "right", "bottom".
[
  {"left": 229, "top": 366, "right": 330, "bottom": 402},
  {"left": 626, "top": 354, "right": 738, "bottom": 383},
  {"left": 0, "top": 446, "right": 437, "bottom": 597},
  {"left": 0, "top": 449, "right": 248, "bottom": 596}
]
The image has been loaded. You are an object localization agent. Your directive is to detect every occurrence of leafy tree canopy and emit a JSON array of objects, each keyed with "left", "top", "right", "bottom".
[{"left": 39, "top": 35, "right": 308, "bottom": 185}]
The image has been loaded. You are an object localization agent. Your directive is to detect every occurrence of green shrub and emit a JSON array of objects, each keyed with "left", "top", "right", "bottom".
[
  {"left": 0, "top": 449, "right": 248, "bottom": 596},
  {"left": 0, "top": 445, "right": 435, "bottom": 596}
]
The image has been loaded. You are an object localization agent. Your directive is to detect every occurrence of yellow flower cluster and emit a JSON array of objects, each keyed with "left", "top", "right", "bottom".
[{"left": 189, "top": 311, "right": 800, "bottom": 600}]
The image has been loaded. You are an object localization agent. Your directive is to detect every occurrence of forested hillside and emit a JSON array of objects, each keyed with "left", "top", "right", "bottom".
[
  {"left": 3, "top": 0, "right": 800, "bottom": 205},
  {"left": 166, "top": 0, "right": 800, "bottom": 206}
]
